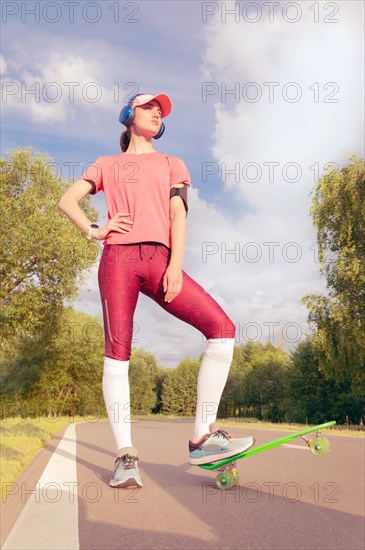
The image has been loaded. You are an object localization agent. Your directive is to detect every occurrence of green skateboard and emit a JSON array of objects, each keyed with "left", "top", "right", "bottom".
[{"left": 199, "top": 420, "right": 336, "bottom": 490}]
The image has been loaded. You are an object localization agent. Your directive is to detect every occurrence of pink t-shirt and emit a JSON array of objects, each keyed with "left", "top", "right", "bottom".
[{"left": 81, "top": 152, "right": 191, "bottom": 248}]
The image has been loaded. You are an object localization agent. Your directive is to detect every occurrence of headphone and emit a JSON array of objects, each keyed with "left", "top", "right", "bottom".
[{"left": 118, "top": 92, "right": 165, "bottom": 139}]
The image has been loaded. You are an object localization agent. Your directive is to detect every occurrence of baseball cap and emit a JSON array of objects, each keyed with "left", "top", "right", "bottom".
[{"left": 130, "top": 93, "right": 172, "bottom": 118}]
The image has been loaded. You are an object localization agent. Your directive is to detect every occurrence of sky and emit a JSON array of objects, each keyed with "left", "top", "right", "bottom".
[{"left": 2, "top": 0, "right": 364, "bottom": 369}]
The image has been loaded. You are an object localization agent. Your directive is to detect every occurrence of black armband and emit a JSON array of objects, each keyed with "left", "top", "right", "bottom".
[
  {"left": 84, "top": 178, "right": 97, "bottom": 195},
  {"left": 170, "top": 185, "right": 188, "bottom": 215}
]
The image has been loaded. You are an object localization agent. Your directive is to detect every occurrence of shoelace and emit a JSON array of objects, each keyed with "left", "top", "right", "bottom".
[
  {"left": 117, "top": 453, "right": 139, "bottom": 470},
  {"left": 212, "top": 429, "right": 232, "bottom": 441}
]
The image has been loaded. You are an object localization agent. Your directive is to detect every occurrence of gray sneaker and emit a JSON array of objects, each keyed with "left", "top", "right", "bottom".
[
  {"left": 109, "top": 446, "right": 143, "bottom": 488},
  {"left": 189, "top": 424, "right": 255, "bottom": 465}
]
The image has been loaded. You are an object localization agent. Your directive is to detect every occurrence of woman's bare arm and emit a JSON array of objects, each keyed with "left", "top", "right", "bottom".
[
  {"left": 58, "top": 179, "right": 133, "bottom": 239},
  {"left": 58, "top": 179, "right": 97, "bottom": 235}
]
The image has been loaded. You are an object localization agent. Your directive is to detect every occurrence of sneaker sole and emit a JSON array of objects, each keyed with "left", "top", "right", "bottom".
[
  {"left": 189, "top": 437, "right": 256, "bottom": 465},
  {"left": 109, "top": 477, "right": 143, "bottom": 488}
]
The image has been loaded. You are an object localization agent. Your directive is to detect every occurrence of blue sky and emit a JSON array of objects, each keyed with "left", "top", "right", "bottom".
[{"left": 2, "top": 0, "right": 364, "bottom": 368}]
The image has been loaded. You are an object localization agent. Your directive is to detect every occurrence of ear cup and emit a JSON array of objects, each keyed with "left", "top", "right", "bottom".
[
  {"left": 119, "top": 93, "right": 146, "bottom": 127},
  {"left": 118, "top": 104, "right": 134, "bottom": 126},
  {"left": 153, "top": 122, "right": 165, "bottom": 140}
]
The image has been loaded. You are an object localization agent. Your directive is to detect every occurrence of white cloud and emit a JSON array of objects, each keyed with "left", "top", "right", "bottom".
[
  {"left": 2, "top": 44, "right": 113, "bottom": 123},
  {"left": 4, "top": 26, "right": 181, "bottom": 127},
  {"left": 0, "top": 55, "right": 8, "bottom": 74},
  {"left": 202, "top": 1, "right": 363, "bottom": 205},
  {"left": 193, "top": 0, "right": 363, "bottom": 349}
]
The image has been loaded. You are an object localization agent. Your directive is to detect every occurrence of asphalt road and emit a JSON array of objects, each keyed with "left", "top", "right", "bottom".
[{"left": 1, "top": 420, "right": 364, "bottom": 550}]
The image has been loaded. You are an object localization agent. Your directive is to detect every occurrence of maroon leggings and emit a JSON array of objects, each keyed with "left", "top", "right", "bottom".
[{"left": 98, "top": 242, "right": 236, "bottom": 360}]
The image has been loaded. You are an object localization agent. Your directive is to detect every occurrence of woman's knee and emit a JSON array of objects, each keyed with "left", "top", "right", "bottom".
[
  {"left": 202, "top": 317, "right": 236, "bottom": 340},
  {"left": 105, "top": 333, "right": 132, "bottom": 361},
  {"left": 106, "top": 347, "right": 132, "bottom": 361},
  {"left": 205, "top": 336, "right": 235, "bottom": 362}
]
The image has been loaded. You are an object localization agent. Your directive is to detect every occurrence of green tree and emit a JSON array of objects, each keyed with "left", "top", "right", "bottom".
[
  {"left": 0, "top": 146, "right": 100, "bottom": 347},
  {"left": 301, "top": 154, "right": 365, "bottom": 391},
  {"left": 161, "top": 358, "right": 200, "bottom": 415},
  {"left": 218, "top": 344, "right": 248, "bottom": 418},
  {"left": 129, "top": 348, "right": 159, "bottom": 414},
  {"left": 286, "top": 337, "right": 365, "bottom": 424},
  {"left": 131, "top": 349, "right": 166, "bottom": 413},
  {"left": 241, "top": 343, "right": 290, "bottom": 421},
  {"left": 286, "top": 337, "right": 337, "bottom": 424},
  {"left": 0, "top": 308, "right": 104, "bottom": 418}
]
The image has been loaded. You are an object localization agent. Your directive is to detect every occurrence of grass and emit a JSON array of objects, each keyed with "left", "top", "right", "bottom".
[
  {"left": 1, "top": 414, "right": 363, "bottom": 502},
  {"left": 0, "top": 415, "right": 84, "bottom": 503}
]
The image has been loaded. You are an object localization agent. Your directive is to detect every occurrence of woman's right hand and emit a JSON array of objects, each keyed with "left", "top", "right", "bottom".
[{"left": 91, "top": 212, "right": 133, "bottom": 240}]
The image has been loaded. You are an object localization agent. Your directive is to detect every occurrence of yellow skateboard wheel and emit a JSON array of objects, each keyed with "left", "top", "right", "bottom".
[{"left": 230, "top": 468, "right": 240, "bottom": 484}]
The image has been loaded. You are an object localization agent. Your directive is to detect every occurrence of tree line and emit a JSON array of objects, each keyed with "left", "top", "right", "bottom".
[{"left": 0, "top": 309, "right": 363, "bottom": 424}]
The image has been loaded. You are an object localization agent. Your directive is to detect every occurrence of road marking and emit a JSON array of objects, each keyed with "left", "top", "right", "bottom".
[
  {"left": 2, "top": 423, "right": 80, "bottom": 549},
  {"left": 283, "top": 443, "right": 308, "bottom": 450},
  {"left": 283, "top": 443, "right": 331, "bottom": 451}
]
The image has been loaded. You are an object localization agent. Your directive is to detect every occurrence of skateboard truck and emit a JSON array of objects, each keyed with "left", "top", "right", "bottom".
[
  {"left": 216, "top": 459, "right": 237, "bottom": 472},
  {"left": 301, "top": 429, "right": 330, "bottom": 456}
]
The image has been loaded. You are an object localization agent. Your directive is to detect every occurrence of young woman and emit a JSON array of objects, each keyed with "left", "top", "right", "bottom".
[{"left": 58, "top": 92, "right": 254, "bottom": 489}]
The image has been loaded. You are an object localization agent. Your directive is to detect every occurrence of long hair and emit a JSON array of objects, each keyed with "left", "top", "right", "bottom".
[{"left": 120, "top": 126, "right": 131, "bottom": 152}]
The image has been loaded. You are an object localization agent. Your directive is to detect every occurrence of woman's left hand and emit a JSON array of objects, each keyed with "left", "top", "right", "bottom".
[{"left": 163, "top": 265, "right": 183, "bottom": 303}]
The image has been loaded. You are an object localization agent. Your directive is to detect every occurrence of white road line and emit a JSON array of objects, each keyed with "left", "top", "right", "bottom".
[
  {"left": 283, "top": 443, "right": 309, "bottom": 450},
  {"left": 2, "top": 423, "right": 80, "bottom": 550},
  {"left": 283, "top": 443, "right": 331, "bottom": 451}
]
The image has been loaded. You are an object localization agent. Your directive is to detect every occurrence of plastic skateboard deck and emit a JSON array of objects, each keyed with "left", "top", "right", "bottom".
[{"left": 198, "top": 420, "right": 336, "bottom": 489}]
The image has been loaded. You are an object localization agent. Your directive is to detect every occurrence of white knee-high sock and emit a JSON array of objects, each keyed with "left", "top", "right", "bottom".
[
  {"left": 193, "top": 338, "right": 235, "bottom": 441},
  {"left": 102, "top": 356, "right": 133, "bottom": 451}
]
